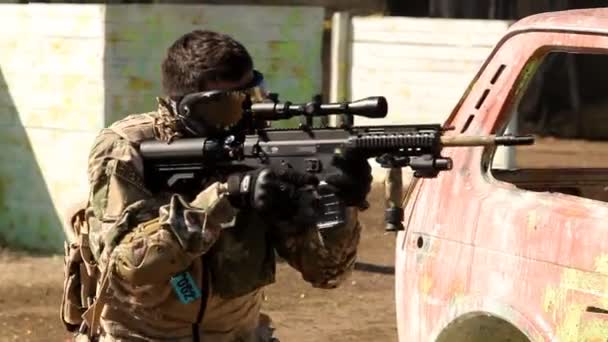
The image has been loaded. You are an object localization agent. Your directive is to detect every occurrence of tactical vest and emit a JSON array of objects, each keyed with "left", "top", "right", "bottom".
[
  {"left": 60, "top": 112, "right": 276, "bottom": 337},
  {"left": 108, "top": 112, "right": 276, "bottom": 299}
]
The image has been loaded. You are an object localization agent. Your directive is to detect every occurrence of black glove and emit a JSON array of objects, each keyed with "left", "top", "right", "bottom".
[
  {"left": 226, "top": 167, "right": 319, "bottom": 217},
  {"left": 325, "top": 152, "right": 372, "bottom": 209}
]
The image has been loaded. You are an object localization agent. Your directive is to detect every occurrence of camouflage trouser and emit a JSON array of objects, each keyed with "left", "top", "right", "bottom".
[
  {"left": 83, "top": 313, "right": 279, "bottom": 342},
  {"left": 95, "top": 332, "right": 279, "bottom": 342}
]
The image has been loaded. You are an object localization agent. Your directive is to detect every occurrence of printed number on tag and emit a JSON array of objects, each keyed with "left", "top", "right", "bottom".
[{"left": 170, "top": 272, "right": 202, "bottom": 304}]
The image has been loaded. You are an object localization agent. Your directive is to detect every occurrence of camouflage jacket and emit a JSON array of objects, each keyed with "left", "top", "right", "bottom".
[{"left": 84, "top": 99, "right": 362, "bottom": 341}]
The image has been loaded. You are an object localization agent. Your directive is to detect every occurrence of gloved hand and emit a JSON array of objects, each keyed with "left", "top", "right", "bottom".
[
  {"left": 325, "top": 152, "right": 373, "bottom": 209},
  {"left": 225, "top": 167, "right": 319, "bottom": 216}
]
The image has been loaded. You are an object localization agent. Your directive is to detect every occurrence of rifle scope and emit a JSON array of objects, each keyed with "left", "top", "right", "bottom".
[{"left": 251, "top": 96, "right": 388, "bottom": 120}]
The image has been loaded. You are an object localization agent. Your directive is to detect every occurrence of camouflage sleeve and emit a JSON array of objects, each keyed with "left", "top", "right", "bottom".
[
  {"left": 271, "top": 205, "right": 361, "bottom": 289},
  {"left": 84, "top": 130, "right": 237, "bottom": 281}
]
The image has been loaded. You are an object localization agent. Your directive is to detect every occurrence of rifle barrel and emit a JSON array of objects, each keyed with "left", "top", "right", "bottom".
[{"left": 440, "top": 135, "right": 534, "bottom": 147}]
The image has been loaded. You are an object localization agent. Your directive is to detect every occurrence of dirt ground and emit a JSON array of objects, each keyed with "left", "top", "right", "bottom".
[{"left": 0, "top": 185, "right": 397, "bottom": 342}]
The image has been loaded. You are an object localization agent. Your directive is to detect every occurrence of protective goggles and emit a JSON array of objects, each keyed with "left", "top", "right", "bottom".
[
  {"left": 175, "top": 70, "right": 267, "bottom": 116},
  {"left": 172, "top": 70, "right": 268, "bottom": 133}
]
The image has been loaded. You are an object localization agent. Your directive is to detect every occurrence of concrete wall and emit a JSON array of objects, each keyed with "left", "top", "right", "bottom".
[
  {"left": 0, "top": 5, "right": 99, "bottom": 252},
  {"left": 34, "top": 0, "right": 387, "bottom": 16},
  {"left": 0, "top": 3, "right": 324, "bottom": 252},
  {"left": 102, "top": 4, "right": 325, "bottom": 125},
  {"left": 348, "top": 16, "right": 511, "bottom": 126}
]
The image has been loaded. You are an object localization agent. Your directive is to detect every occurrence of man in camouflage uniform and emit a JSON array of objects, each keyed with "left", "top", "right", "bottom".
[{"left": 81, "top": 30, "right": 372, "bottom": 341}]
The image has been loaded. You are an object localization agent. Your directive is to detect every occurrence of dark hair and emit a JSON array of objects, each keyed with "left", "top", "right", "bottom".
[{"left": 161, "top": 30, "right": 253, "bottom": 97}]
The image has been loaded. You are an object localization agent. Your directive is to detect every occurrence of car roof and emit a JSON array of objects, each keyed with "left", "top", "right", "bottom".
[{"left": 510, "top": 8, "right": 608, "bottom": 35}]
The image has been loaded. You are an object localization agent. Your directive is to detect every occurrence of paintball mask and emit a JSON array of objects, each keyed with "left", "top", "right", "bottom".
[{"left": 173, "top": 70, "right": 267, "bottom": 136}]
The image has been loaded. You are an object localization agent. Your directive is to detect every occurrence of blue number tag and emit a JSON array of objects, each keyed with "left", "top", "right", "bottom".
[{"left": 170, "top": 271, "right": 202, "bottom": 304}]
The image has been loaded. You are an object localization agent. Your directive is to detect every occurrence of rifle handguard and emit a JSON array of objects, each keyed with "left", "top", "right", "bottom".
[{"left": 349, "top": 132, "right": 438, "bottom": 150}]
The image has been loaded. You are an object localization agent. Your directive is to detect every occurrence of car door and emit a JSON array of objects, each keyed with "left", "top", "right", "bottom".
[{"left": 397, "top": 28, "right": 608, "bottom": 341}]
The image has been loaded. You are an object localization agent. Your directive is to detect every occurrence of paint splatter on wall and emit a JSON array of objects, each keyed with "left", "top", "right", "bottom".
[
  {"left": 0, "top": 4, "right": 324, "bottom": 252},
  {"left": 103, "top": 5, "right": 324, "bottom": 124}
]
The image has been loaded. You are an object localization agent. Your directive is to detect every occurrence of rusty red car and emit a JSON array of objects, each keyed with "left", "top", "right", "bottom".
[{"left": 397, "top": 8, "right": 608, "bottom": 342}]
